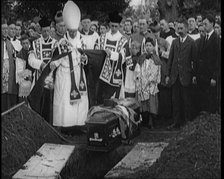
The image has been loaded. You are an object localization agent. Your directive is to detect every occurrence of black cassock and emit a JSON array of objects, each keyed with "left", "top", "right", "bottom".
[{"left": 28, "top": 50, "right": 107, "bottom": 122}]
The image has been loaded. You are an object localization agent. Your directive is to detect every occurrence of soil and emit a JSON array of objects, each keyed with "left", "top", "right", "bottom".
[
  {"left": 1, "top": 103, "right": 64, "bottom": 179},
  {"left": 3, "top": 103, "right": 220, "bottom": 179},
  {"left": 141, "top": 113, "right": 221, "bottom": 179}
]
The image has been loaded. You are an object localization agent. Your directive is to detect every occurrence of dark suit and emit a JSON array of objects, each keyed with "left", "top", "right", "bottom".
[
  {"left": 167, "top": 35, "right": 197, "bottom": 125},
  {"left": 157, "top": 37, "right": 172, "bottom": 119},
  {"left": 196, "top": 31, "right": 221, "bottom": 113}
]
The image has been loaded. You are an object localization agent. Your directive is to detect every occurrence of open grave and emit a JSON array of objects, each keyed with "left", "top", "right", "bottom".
[{"left": 2, "top": 102, "right": 220, "bottom": 179}]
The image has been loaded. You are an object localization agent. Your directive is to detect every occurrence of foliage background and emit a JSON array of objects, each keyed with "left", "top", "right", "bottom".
[{"left": 1, "top": 0, "right": 221, "bottom": 23}]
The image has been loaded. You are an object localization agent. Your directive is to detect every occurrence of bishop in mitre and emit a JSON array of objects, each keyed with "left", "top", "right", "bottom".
[{"left": 50, "top": 1, "right": 89, "bottom": 130}]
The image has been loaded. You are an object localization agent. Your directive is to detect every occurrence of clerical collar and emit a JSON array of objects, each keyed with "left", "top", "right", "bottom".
[
  {"left": 42, "top": 36, "right": 51, "bottom": 43},
  {"left": 125, "top": 31, "right": 132, "bottom": 35},
  {"left": 80, "top": 29, "right": 94, "bottom": 35},
  {"left": 9, "top": 36, "right": 16, "bottom": 41}
]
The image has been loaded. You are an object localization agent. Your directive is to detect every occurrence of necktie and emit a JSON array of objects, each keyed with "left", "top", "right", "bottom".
[
  {"left": 205, "top": 34, "right": 209, "bottom": 41},
  {"left": 181, "top": 38, "right": 184, "bottom": 43}
]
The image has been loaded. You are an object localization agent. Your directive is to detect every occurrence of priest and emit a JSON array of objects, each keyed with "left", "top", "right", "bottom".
[
  {"left": 28, "top": 16, "right": 57, "bottom": 123},
  {"left": 95, "top": 11, "right": 132, "bottom": 103}
]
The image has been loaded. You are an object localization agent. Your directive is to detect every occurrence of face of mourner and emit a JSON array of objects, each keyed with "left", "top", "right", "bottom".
[
  {"left": 68, "top": 29, "right": 78, "bottom": 39},
  {"left": 8, "top": 24, "right": 16, "bottom": 38},
  {"left": 188, "top": 18, "right": 196, "bottom": 31},
  {"left": 214, "top": 23, "right": 221, "bottom": 36},
  {"left": 139, "top": 19, "right": 148, "bottom": 33},
  {"left": 41, "top": 26, "right": 51, "bottom": 39},
  {"left": 145, "top": 42, "right": 154, "bottom": 54},
  {"left": 110, "top": 22, "right": 120, "bottom": 34},
  {"left": 124, "top": 21, "right": 132, "bottom": 33},
  {"left": 56, "top": 21, "right": 66, "bottom": 35},
  {"left": 131, "top": 41, "right": 140, "bottom": 56},
  {"left": 15, "top": 25, "right": 22, "bottom": 37},
  {"left": 177, "top": 23, "right": 188, "bottom": 37},
  {"left": 82, "top": 19, "right": 91, "bottom": 32},
  {"left": 203, "top": 19, "right": 214, "bottom": 33},
  {"left": 198, "top": 25, "right": 206, "bottom": 37},
  {"left": 2, "top": 24, "right": 8, "bottom": 38},
  {"left": 21, "top": 39, "right": 30, "bottom": 51},
  {"left": 100, "top": 25, "right": 107, "bottom": 35}
]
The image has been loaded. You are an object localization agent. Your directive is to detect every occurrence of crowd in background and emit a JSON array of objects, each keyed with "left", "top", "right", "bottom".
[{"left": 1, "top": 10, "right": 221, "bottom": 130}]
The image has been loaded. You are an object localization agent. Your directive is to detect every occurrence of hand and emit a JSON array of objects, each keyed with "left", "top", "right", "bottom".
[
  {"left": 165, "top": 76, "right": 170, "bottom": 85},
  {"left": 50, "top": 62, "right": 57, "bottom": 71},
  {"left": 40, "top": 62, "right": 47, "bottom": 71},
  {"left": 192, "top": 76, "right": 197, "bottom": 84},
  {"left": 159, "top": 49, "right": 164, "bottom": 55},
  {"left": 211, "top": 79, "right": 216, "bottom": 86},
  {"left": 105, "top": 49, "right": 111, "bottom": 56},
  {"left": 81, "top": 54, "right": 88, "bottom": 64}
]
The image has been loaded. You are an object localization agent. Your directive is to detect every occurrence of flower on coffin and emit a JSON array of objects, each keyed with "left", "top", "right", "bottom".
[
  {"left": 115, "top": 69, "right": 121, "bottom": 77},
  {"left": 79, "top": 81, "right": 85, "bottom": 89},
  {"left": 71, "top": 90, "right": 79, "bottom": 98}
]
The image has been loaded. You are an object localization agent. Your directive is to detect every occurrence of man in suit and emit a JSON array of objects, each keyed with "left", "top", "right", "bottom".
[
  {"left": 165, "top": 18, "right": 197, "bottom": 129},
  {"left": 195, "top": 14, "right": 221, "bottom": 114},
  {"left": 1, "top": 18, "right": 18, "bottom": 112}
]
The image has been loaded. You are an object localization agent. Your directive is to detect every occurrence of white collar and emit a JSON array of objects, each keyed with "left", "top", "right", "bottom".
[
  {"left": 107, "top": 30, "right": 122, "bottom": 40},
  {"left": 207, "top": 29, "right": 214, "bottom": 39},
  {"left": 180, "top": 35, "right": 188, "bottom": 43}
]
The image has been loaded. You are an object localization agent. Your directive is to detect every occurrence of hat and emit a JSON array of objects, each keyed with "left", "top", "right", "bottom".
[
  {"left": 39, "top": 16, "right": 51, "bottom": 28},
  {"left": 19, "top": 34, "right": 30, "bottom": 41},
  {"left": 150, "top": 20, "right": 160, "bottom": 33},
  {"left": 81, "top": 14, "right": 92, "bottom": 21},
  {"left": 109, "top": 11, "right": 122, "bottom": 24},
  {"left": 63, "top": 0, "right": 81, "bottom": 30},
  {"left": 55, "top": 10, "right": 63, "bottom": 24}
]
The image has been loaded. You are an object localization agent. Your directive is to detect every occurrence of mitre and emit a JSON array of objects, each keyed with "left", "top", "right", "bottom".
[{"left": 63, "top": 0, "right": 81, "bottom": 29}]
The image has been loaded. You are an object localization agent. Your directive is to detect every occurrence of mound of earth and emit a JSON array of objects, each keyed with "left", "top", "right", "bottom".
[
  {"left": 1, "top": 103, "right": 64, "bottom": 179},
  {"left": 142, "top": 113, "right": 221, "bottom": 179}
]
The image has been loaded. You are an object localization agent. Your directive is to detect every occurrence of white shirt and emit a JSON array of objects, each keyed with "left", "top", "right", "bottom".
[
  {"left": 80, "top": 30, "right": 99, "bottom": 49},
  {"left": 10, "top": 37, "right": 22, "bottom": 52},
  {"left": 206, "top": 29, "right": 214, "bottom": 40},
  {"left": 3, "top": 41, "right": 9, "bottom": 59},
  {"left": 105, "top": 30, "right": 124, "bottom": 61},
  {"left": 180, "top": 35, "right": 188, "bottom": 43}
]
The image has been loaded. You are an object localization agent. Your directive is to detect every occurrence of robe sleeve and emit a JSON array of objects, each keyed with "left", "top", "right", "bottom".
[{"left": 28, "top": 52, "right": 42, "bottom": 70}]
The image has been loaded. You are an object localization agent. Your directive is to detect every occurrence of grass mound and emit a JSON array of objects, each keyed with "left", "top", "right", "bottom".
[
  {"left": 143, "top": 113, "right": 221, "bottom": 179},
  {"left": 1, "top": 103, "right": 64, "bottom": 179}
]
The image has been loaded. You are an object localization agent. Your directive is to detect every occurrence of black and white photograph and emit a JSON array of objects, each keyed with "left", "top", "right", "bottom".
[{"left": 1, "top": 0, "right": 221, "bottom": 178}]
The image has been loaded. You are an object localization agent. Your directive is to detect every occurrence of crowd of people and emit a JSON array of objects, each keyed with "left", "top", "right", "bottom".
[{"left": 1, "top": 1, "right": 221, "bottom": 132}]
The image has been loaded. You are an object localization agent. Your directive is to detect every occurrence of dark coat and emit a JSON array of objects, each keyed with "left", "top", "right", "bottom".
[
  {"left": 167, "top": 35, "right": 197, "bottom": 87},
  {"left": 1, "top": 39, "right": 18, "bottom": 95},
  {"left": 196, "top": 31, "right": 221, "bottom": 84}
]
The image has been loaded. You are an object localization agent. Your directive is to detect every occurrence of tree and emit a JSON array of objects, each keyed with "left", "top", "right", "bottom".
[{"left": 2, "top": 0, "right": 130, "bottom": 22}]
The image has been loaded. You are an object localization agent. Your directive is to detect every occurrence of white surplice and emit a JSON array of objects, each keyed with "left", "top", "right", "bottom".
[{"left": 52, "top": 31, "right": 89, "bottom": 127}]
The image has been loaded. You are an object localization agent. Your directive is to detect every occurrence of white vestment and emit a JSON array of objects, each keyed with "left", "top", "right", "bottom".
[{"left": 52, "top": 32, "right": 89, "bottom": 127}]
